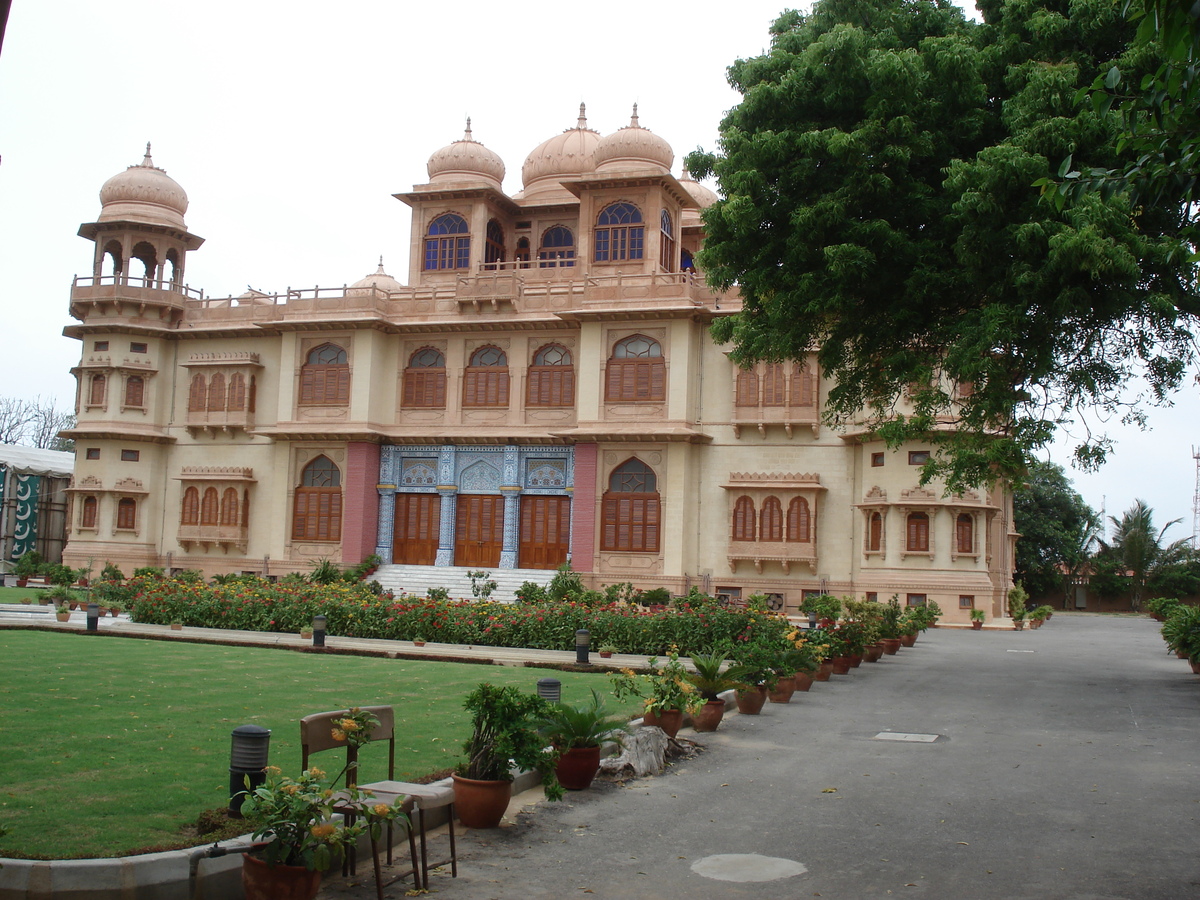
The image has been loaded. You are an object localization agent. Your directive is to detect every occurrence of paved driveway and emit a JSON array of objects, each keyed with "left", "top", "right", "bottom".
[{"left": 322, "top": 614, "right": 1200, "bottom": 900}]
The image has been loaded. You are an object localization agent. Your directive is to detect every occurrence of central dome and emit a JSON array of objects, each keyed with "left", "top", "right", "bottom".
[
  {"left": 427, "top": 120, "right": 505, "bottom": 189},
  {"left": 98, "top": 144, "right": 189, "bottom": 229},
  {"left": 348, "top": 258, "right": 404, "bottom": 296},
  {"left": 520, "top": 104, "right": 601, "bottom": 201}
]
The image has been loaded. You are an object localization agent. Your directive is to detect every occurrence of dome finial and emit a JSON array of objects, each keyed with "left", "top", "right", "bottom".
[
  {"left": 464, "top": 116, "right": 473, "bottom": 141},
  {"left": 377, "top": 255, "right": 385, "bottom": 273},
  {"left": 577, "top": 102, "right": 587, "bottom": 129},
  {"left": 142, "top": 142, "right": 153, "bottom": 167},
  {"left": 630, "top": 103, "right": 639, "bottom": 127}
]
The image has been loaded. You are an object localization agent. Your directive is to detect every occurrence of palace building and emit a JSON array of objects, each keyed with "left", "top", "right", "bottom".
[{"left": 60, "top": 106, "right": 1014, "bottom": 621}]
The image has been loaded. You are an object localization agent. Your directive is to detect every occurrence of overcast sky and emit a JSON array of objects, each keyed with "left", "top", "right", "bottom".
[{"left": 0, "top": 0, "right": 1196, "bottom": 542}]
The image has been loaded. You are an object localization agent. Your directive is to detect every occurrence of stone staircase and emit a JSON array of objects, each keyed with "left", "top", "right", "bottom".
[{"left": 373, "top": 564, "right": 556, "bottom": 603}]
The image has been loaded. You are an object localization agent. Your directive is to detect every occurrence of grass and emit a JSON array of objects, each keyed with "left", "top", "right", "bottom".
[
  {"left": 0, "top": 630, "right": 640, "bottom": 860},
  {"left": 0, "top": 587, "right": 61, "bottom": 604}
]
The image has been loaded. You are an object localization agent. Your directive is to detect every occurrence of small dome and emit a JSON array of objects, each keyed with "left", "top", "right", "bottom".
[
  {"left": 427, "top": 119, "right": 505, "bottom": 189},
  {"left": 679, "top": 165, "right": 718, "bottom": 227},
  {"left": 521, "top": 103, "right": 601, "bottom": 201},
  {"left": 349, "top": 258, "right": 404, "bottom": 296},
  {"left": 98, "top": 144, "right": 189, "bottom": 229},
  {"left": 593, "top": 105, "right": 673, "bottom": 175}
]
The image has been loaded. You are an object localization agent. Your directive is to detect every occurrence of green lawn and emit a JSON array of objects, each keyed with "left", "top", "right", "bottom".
[
  {"left": 0, "top": 586, "right": 61, "bottom": 604},
  {"left": 0, "top": 631, "right": 637, "bottom": 860}
]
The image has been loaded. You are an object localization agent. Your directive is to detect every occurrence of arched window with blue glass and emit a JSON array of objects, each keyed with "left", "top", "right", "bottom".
[
  {"left": 594, "top": 202, "right": 644, "bottom": 262},
  {"left": 538, "top": 225, "right": 576, "bottom": 267},
  {"left": 659, "top": 209, "right": 675, "bottom": 272},
  {"left": 424, "top": 212, "right": 471, "bottom": 271}
]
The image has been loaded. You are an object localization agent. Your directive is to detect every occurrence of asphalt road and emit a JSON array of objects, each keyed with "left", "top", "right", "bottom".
[{"left": 320, "top": 614, "right": 1200, "bottom": 900}]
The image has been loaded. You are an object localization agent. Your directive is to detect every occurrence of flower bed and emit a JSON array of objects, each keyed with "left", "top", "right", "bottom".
[{"left": 124, "top": 577, "right": 789, "bottom": 655}]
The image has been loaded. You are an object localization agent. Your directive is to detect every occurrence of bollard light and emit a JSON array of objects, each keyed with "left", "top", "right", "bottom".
[
  {"left": 312, "top": 614, "right": 326, "bottom": 647},
  {"left": 86, "top": 603, "right": 99, "bottom": 632},
  {"left": 536, "top": 677, "right": 562, "bottom": 703},
  {"left": 575, "top": 629, "right": 591, "bottom": 666},
  {"left": 228, "top": 724, "right": 271, "bottom": 818},
  {"left": 807, "top": 611, "right": 818, "bottom": 630}
]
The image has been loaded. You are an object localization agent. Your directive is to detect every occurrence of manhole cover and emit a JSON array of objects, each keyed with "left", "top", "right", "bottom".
[
  {"left": 691, "top": 853, "right": 808, "bottom": 882},
  {"left": 873, "top": 732, "right": 939, "bottom": 742}
]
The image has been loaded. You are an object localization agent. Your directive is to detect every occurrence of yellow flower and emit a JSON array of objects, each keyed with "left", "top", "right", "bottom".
[
  {"left": 282, "top": 784, "right": 300, "bottom": 795},
  {"left": 310, "top": 823, "right": 337, "bottom": 840},
  {"left": 340, "top": 719, "right": 360, "bottom": 731},
  {"left": 331, "top": 729, "right": 346, "bottom": 741},
  {"left": 265, "top": 765, "right": 282, "bottom": 776},
  {"left": 323, "top": 789, "right": 333, "bottom": 798},
  {"left": 308, "top": 767, "right": 325, "bottom": 778},
  {"left": 372, "top": 803, "right": 391, "bottom": 817}
]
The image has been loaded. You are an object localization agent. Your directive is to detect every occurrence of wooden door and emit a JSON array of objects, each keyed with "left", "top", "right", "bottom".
[
  {"left": 518, "top": 496, "right": 571, "bottom": 570},
  {"left": 455, "top": 495, "right": 504, "bottom": 567},
  {"left": 393, "top": 494, "right": 440, "bottom": 565}
]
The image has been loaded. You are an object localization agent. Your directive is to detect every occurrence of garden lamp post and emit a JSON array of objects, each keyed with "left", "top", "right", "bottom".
[
  {"left": 86, "top": 602, "right": 99, "bottom": 632},
  {"left": 228, "top": 724, "right": 271, "bottom": 818},
  {"left": 575, "top": 629, "right": 590, "bottom": 666},
  {"left": 312, "top": 614, "right": 326, "bottom": 647},
  {"left": 536, "top": 677, "right": 561, "bottom": 703}
]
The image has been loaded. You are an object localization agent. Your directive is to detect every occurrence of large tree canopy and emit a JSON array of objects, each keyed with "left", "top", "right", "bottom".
[
  {"left": 1012, "top": 460, "right": 1099, "bottom": 600},
  {"left": 688, "top": 0, "right": 1198, "bottom": 491}
]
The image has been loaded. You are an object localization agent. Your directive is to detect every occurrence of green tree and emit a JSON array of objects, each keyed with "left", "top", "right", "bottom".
[
  {"left": 688, "top": 0, "right": 1197, "bottom": 492},
  {"left": 1099, "top": 498, "right": 1194, "bottom": 609},
  {"left": 1012, "top": 461, "right": 1100, "bottom": 602}
]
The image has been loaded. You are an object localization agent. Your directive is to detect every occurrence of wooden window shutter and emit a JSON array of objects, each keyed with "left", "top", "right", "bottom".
[
  {"left": 116, "top": 498, "right": 136, "bottom": 530},
  {"left": 181, "top": 487, "right": 200, "bottom": 526},
  {"left": 125, "top": 376, "right": 144, "bottom": 408},
  {"left": 188, "top": 374, "right": 207, "bottom": 411},
  {"left": 221, "top": 488, "right": 239, "bottom": 526},
  {"left": 90, "top": 375, "right": 106, "bottom": 406},
  {"left": 227, "top": 374, "right": 246, "bottom": 411},
  {"left": 791, "top": 363, "right": 815, "bottom": 407},
  {"left": 207, "top": 373, "right": 225, "bottom": 411},
  {"left": 869, "top": 512, "right": 882, "bottom": 551},
  {"left": 760, "top": 497, "right": 783, "bottom": 541},
  {"left": 907, "top": 513, "right": 929, "bottom": 552},
  {"left": 762, "top": 365, "right": 786, "bottom": 406},
  {"left": 735, "top": 370, "right": 758, "bottom": 407},
  {"left": 957, "top": 514, "right": 973, "bottom": 553},
  {"left": 242, "top": 489, "right": 250, "bottom": 527},
  {"left": 787, "top": 497, "right": 811, "bottom": 543},
  {"left": 733, "top": 496, "right": 756, "bottom": 541},
  {"left": 82, "top": 496, "right": 98, "bottom": 528},
  {"left": 201, "top": 488, "right": 219, "bottom": 526}
]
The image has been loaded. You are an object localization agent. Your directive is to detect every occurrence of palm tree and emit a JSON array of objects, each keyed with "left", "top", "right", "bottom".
[
  {"left": 1101, "top": 500, "right": 1192, "bottom": 611},
  {"left": 1061, "top": 509, "right": 1102, "bottom": 610}
]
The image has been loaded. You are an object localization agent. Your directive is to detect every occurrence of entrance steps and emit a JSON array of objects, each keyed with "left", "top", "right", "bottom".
[{"left": 373, "top": 564, "right": 555, "bottom": 603}]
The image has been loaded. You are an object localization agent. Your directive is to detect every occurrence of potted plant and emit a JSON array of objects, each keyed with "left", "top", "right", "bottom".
[
  {"left": 55, "top": 602, "right": 71, "bottom": 623},
  {"left": 242, "top": 764, "right": 408, "bottom": 900},
  {"left": 686, "top": 651, "right": 746, "bottom": 731},
  {"left": 535, "top": 690, "right": 630, "bottom": 791},
  {"left": 1008, "top": 583, "right": 1029, "bottom": 630},
  {"left": 878, "top": 596, "right": 904, "bottom": 653},
  {"left": 801, "top": 593, "right": 843, "bottom": 627},
  {"left": 454, "top": 682, "right": 563, "bottom": 828},
  {"left": 598, "top": 644, "right": 618, "bottom": 659},
  {"left": 970, "top": 608, "right": 986, "bottom": 630},
  {"left": 170, "top": 619, "right": 183, "bottom": 631},
  {"left": 412, "top": 635, "right": 427, "bottom": 648},
  {"left": 610, "top": 651, "right": 703, "bottom": 738},
  {"left": 727, "top": 639, "right": 783, "bottom": 713},
  {"left": 13, "top": 550, "right": 42, "bottom": 588}
]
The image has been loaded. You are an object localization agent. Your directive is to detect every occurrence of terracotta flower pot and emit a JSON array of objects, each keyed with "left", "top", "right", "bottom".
[
  {"left": 848, "top": 653, "right": 864, "bottom": 668},
  {"left": 793, "top": 671, "right": 814, "bottom": 691},
  {"left": 900, "top": 633, "right": 917, "bottom": 647},
  {"left": 170, "top": 622, "right": 183, "bottom": 631},
  {"left": 241, "top": 853, "right": 321, "bottom": 900},
  {"left": 692, "top": 698, "right": 726, "bottom": 732},
  {"left": 1188, "top": 660, "right": 1200, "bottom": 675},
  {"left": 864, "top": 644, "right": 884, "bottom": 663},
  {"left": 452, "top": 773, "right": 513, "bottom": 829},
  {"left": 880, "top": 638, "right": 901, "bottom": 655},
  {"left": 971, "top": 620, "right": 983, "bottom": 630},
  {"left": 831, "top": 656, "right": 853, "bottom": 675},
  {"left": 736, "top": 685, "right": 768, "bottom": 715},
  {"left": 814, "top": 662, "right": 834, "bottom": 680},
  {"left": 769, "top": 675, "right": 797, "bottom": 702},
  {"left": 599, "top": 651, "right": 613, "bottom": 659},
  {"left": 56, "top": 612, "right": 71, "bottom": 622},
  {"left": 642, "top": 708, "right": 683, "bottom": 738},
  {"left": 555, "top": 745, "right": 602, "bottom": 791}
]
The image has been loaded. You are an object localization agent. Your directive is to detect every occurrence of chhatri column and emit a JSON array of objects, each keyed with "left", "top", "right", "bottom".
[
  {"left": 375, "top": 484, "right": 396, "bottom": 561},
  {"left": 498, "top": 446, "right": 521, "bottom": 569}
]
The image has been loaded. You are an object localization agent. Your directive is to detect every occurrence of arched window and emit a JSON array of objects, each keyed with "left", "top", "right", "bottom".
[
  {"left": 102, "top": 240, "right": 124, "bottom": 277},
  {"left": 423, "top": 213, "right": 470, "bottom": 271},
  {"left": 207, "top": 372, "right": 226, "bottom": 411},
  {"left": 484, "top": 219, "right": 505, "bottom": 269},
  {"left": 526, "top": 343, "right": 575, "bottom": 407},
  {"left": 181, "top": 487, "right": 200, "bottom": 526},
  {"left": 659, "top": 210, "right": 676, "bottom": 272},
  {"left": 299, "top": 343, "right": 349, "bottom": 406},
  {"left": 131, "top": 241, "right": 157, "bottom": 281},
  {"left": 538, "top": 225, "right": 576, "bottom": 267},
  {"left": 515, "top": 236, "right": 531, "bottom": 267},
  {"left": 463, "top": 346, "right": 509, "bottom": 408},
  {"left": 188, "top": 374, "right": 207, "bottom": 412},
  {"left": 165, "top": 248, "right": 180, "bottom": 285},
  {"left": 402, "top": 347, "right": 447, "bottom": 408},
  {"left": 116, "top": 497, "right": 137, "bottom": 530},
  {"left": 732, "top": 496, "right": 756, "bottom": 541},
  {"left": 200, "top": 487, "right": 219, "bottom": 526},
  {"left": 81, "top": 496, "right": 98, "bottom": 529},
  {"left": 594, "top": 202, "right": 644, "bottom": 262},
  {"left": 791, "top": 363, "right": 816, "bottom": 407},
  {"left": 735, "top": 369, "right": 758, "bottom": 407},
  {"left": 601, "top": 458, "right": 660, "bottom": 552},
  {"left": 292, "top": 455, "right": 343, "bottom": 542},
  {"left": 227, "top": 373, "right": 246, "bottom": 411},
  {"left": 760, "top": 496, "right": 784, "bottom": 542},
  {"left": 124, "top": 375, "right": 145, "bottom": 408},
  {"left": 606, "top": 334, "right": 665, "bottom": 401},
  {"left": 221, "top": 488, "right": 240, "bottom": 527},
  {"left": 956, "top": 513, "right": 974, "bottom": 554},
  {"left": 906, "top": 512, "right": 930, "bottom": 552},
  {"left": 89, "top": 374, "right": 107, "bottom": 407},
  {"left": 762, "top": 364, "right": 787, "bottom": 406},
  {"left": 868, "top": 512, "right": 883, "bottom": 552},
  {"left": 787, "top": 497, "right": 812, "bottom": 543},
  {"left": 681, "top": 248, "right": 695, "bottom": 271}
]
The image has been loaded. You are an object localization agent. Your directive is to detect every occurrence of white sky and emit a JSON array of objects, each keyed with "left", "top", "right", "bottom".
[{"left": 0, "top": 0, "right": 1196, "bottom": 540}]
